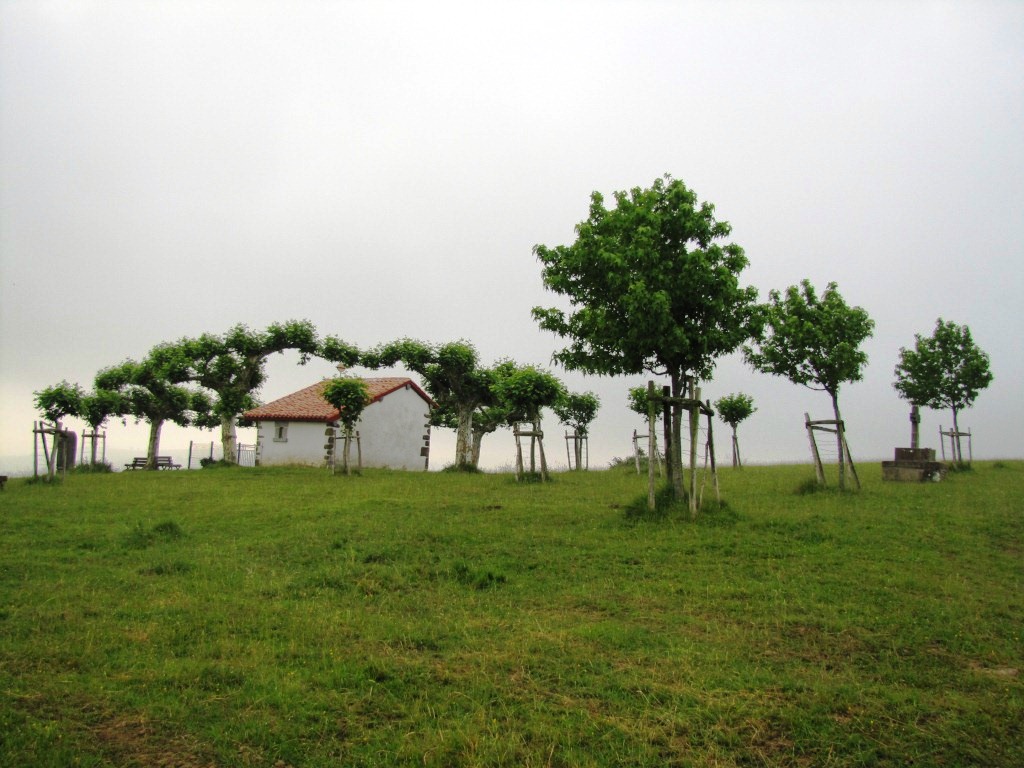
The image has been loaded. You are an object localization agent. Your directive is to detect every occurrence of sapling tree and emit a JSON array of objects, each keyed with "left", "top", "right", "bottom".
[
  {"left": 744, "top": 280, "right": 874, "bottom": 489},
  {"left": 33, "top": 380, "right": 84, "bottom": 478},
  {"left": 362, "top": 338, "right": 493, "bottom": 470},
  {"left": 553, "top": 391, "right": 600, "bottom": 470},
  {"left": 627, "top": 384, "right": 663, "bottom": 469},
  {"left": 322, "top": 377, "right": 371, "bottom": 475},
  {"left": 714, "top": 393, "right": 756, "bottom": 468},
  {"left": 491, "top": 365, "right": 564, "bottom": 480},
  {"left": 534, "top": 174, "right": 761, "bottom": 503},
  {"left": 893, "top": 318, "right": 993, "bottom": 463}
]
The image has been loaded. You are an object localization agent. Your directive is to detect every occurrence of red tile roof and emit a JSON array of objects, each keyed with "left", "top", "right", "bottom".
[{"left": 243, "top": 377, "right": 432, "bottom": 423}]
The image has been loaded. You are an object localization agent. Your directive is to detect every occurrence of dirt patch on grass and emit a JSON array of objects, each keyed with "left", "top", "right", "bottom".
[
  {"left": 91, "top": 713, "right": 217, "bottom": 767},
  {"left": 968, "top": 661, "right": 1019, "bottom": 679}
]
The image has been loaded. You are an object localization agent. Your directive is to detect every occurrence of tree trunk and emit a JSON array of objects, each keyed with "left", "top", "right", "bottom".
[
  {"left": 220, "top": 415, "right": 237, "bottom": 464},
  {"left": 647, "top": 381, "right": 657, "bottom": 511},
  {"left": 669, "top": 375, "right": 685, "bottom": 501},
  {"left": 471, "top": 431, "right": 484, "bottom": 467},
  {"left": 731, "top": 424, "right": 740, "bottom": 468},
  {"left": 662, "top": 385, "right": 673, "bottom": 495},
  {"left": 574, "top": 429, "right": 583, "bottom": 470},
  {"left": 689, "top": 384, "right": 700, "bottom": 517},
  {"left": 831, "top": 393, "right": 845, "bottom": 490},
  {"left": 535, "top": 416, "right": 549, "bottom": 481},
  {"left": 951, "top": 406, "right": 962, "bottom": 463},
  {"left": 455, "top": 403, "right": 475, "bottom": 468},
  {"left": 89, "top": 426, "right": 99, "bottom": 466},
  {"left": 145, "top": 420, "right": 163, "bottom": 470}
]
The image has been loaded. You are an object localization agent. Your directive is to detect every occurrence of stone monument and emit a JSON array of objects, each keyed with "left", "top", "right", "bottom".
[{"left": 882, "top": 406, "right": 946, "bottom": 481}]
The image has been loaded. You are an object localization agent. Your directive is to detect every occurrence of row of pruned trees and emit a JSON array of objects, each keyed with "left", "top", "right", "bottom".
[
  {"left": 533, "top": 174, "right": 992, "bottom": 502},
  {"left": 34, "top": 320, "right": 352, "bottom": 470},
  {"left": 35, "top": 324, "right": 602, "bottom": 472}
]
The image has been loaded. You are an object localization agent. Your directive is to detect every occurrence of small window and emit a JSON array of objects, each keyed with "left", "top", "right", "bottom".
[{"left": 273, "top": 422, "right": 288, "bottom": 442}]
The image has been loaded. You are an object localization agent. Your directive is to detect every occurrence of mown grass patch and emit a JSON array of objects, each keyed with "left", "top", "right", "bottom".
[{"left": 1, "top": 461, "right": 1021, "bottom": 766}]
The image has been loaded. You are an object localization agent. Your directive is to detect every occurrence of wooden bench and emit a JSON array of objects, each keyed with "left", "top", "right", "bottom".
[{"left": 124, "top": 457, "right": 180, "bottom": 470}]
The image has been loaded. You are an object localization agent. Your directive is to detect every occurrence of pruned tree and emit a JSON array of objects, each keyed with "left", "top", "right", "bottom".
[
  {"left": 34, "top": 380, "right": 83, "bottom": 424},
  {"left": 322, "top": 377, "right": 371, "bottom": 475},
  {"left": 893, "top": 318, "right": 993, "bottom": 463},
  {"left": 96, "top": 343, "right": 215, "bottom": 469},
  {"left": 744, "top": 280, "right": 874, "bottom": 489},
  {"left": 184, "top": 319, "right": 335, "bottom": 463},
  {"left": 553, "top": 391, "right": 600, "bottom": 470},
  {"left": 533, "top": 174, "right": 761, "bottom": 502},
  {"left": 715, "top": 393, "right": 756, "bottom": 468},
  {"left": 362, "top": 338, "right": 493, "bottom": 470}
]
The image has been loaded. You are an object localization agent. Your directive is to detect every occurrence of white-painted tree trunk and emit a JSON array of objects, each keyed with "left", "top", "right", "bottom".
[
  {"left": 220, "top": 415, "right": 237, "bottom": 464},
  {"left": 146, "top": 420, "right": 163, "bottom": 470},
  {"left": 455, "top": 403, "right": 475, "bottom": 468}
]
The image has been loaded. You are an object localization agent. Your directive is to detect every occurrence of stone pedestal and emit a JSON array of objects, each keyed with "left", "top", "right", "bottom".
[{"left": 882, "top": 447, "right": 946, "bottom": 482}]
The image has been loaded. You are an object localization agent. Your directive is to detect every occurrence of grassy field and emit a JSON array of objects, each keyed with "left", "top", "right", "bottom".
[{"left": 1, "top": 461, "right": 1021, "bottom": 766}]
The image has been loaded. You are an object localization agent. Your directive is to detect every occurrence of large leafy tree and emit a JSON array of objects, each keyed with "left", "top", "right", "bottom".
[
  {"left": 362, "top": 339, "right": 493, "bottom": 470},
  {"left": 744, "top": 280, "right": 874, "bottom": 489},
  {"left": 715, "top": 392, "right": 756, "bottom": 468},
  {"left": 893, "top": 318, "right": 993, "bottom": 462},
  {"left": 96, "top": 342, "right": 216, "bottom": 470},
  {"left": 184, "top": 320, "right": 340, "bottom": 463},
  {"left": 533, "top": 174, "right": 761, "bottom": 500}
]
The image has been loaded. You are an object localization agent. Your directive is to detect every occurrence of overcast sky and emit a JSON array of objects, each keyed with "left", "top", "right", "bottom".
[{"left": 2, "top": 1, "right": 1021, "bottom": 473}]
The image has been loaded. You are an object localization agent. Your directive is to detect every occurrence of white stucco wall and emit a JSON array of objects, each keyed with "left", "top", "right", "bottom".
[
  {"left": 255, "top": 384, "right": 430, "bottom": 470},
  {"left": 256, "top": 421, "right": 332, "bottom": 467}
]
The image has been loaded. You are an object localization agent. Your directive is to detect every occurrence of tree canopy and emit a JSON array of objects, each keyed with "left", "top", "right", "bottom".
[
  {"left": 715, "top": 393, "right": 756, "bottom": 429},
  {"left": 553, "top": 391, "right": 600, "bottom": 437},
  {"left": 744, "top": 280, "right": 873, "bottom": 408},
  {"left": 33, "top": 381, "right": 85, "bottom": 424},
  {"left": 183, "top": 319, "right": 329, "bottom": 463},
  {"left": 533, "top": 174, "right": 761, "bottom": 499}
]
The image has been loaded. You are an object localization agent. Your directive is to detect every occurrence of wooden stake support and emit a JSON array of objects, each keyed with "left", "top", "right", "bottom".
[
  {"left": 804, "top": 413, "right": 860, "bottom": 490},
  {"left": 514, "top": 420, "right": 548, "bottom": 481}
]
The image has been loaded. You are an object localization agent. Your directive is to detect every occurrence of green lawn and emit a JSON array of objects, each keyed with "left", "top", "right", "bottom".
[{"left": 1, "top": 462, "right": 1021, "bottom": 766}]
